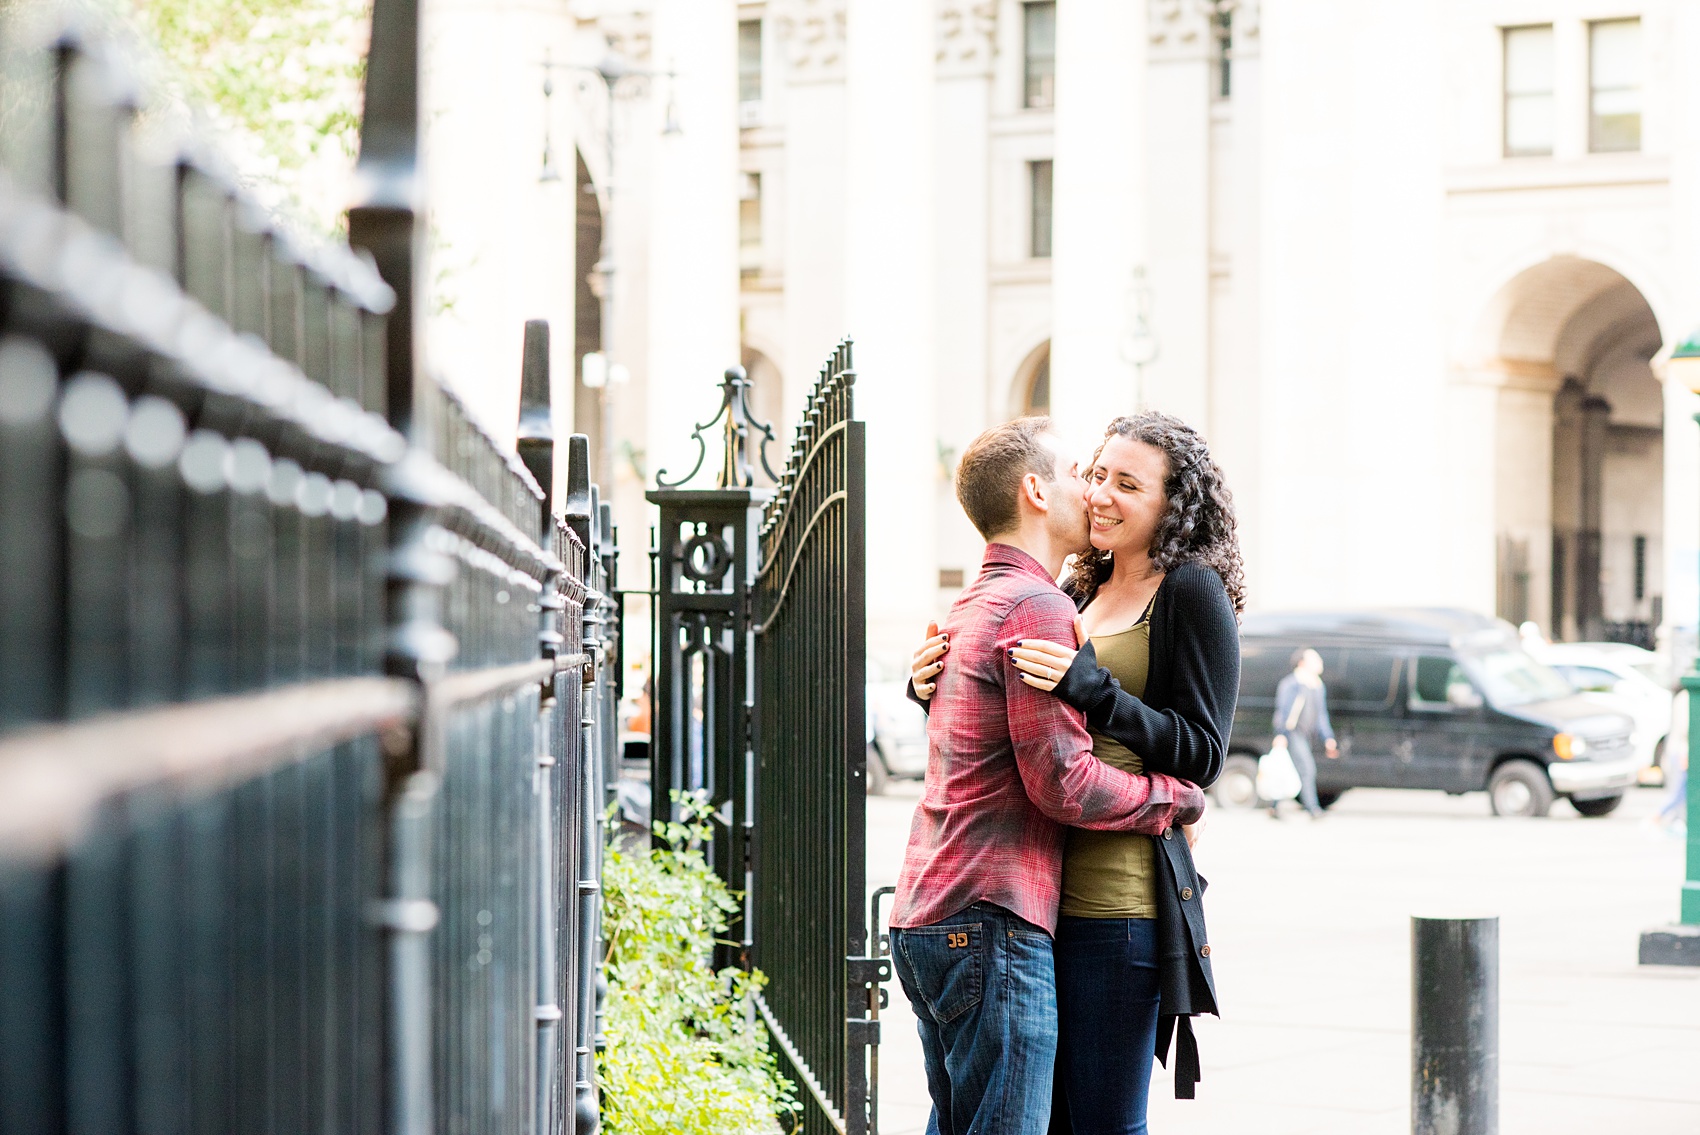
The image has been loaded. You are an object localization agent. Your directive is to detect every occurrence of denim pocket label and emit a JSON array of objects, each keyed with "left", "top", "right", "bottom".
[{"left": 900, "top": 922, "right": 984, "bottom": 1024}]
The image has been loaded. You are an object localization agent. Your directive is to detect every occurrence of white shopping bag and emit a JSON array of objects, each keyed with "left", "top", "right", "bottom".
[{"left": 1256, "top": 747, "right": 1301, "bottom": 802}]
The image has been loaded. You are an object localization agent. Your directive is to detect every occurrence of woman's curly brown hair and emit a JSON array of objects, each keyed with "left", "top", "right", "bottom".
[{"left": 1061, "top": 411, "right": 1247, "bottom": 616}]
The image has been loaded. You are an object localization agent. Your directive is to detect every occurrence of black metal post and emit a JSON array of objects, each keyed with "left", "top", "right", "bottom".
[{"left": 1412, "top": 915, "right": 1498, "bottom": 1135}]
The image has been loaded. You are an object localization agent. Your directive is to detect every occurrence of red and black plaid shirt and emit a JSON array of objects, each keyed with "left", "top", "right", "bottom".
[{"left": 890, "top": 543, "right": 1206, "bottom": 935}]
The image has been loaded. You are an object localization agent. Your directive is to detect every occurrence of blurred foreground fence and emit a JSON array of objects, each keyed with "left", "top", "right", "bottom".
[{"left": 0, "top": 10, "right": 619, "bottom": 1135}]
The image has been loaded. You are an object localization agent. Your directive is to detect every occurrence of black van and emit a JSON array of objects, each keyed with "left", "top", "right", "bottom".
[{"left": 1224, "top": 609, "right": 1639, "bottom": 818}]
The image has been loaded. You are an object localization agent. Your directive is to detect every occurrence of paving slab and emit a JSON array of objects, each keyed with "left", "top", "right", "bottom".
[{"left": 867, "top": 782, "right": 1700, "bottom": 1134}]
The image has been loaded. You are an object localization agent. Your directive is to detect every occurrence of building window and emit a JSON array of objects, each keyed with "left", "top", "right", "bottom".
[
  {"left": 1633, "top": 534, "right": 1647, "bottom": 601},
  {"left": 1503, "top": 25, "right": 1554, "bottom": 157},
  {"left": 1590, "top": 18, "right": 1641, "bottom": 153},
  {"left": 1024, "top": 2, "right": 1056, "bottom": 109},
  {"left": 1029, "top": 160, "right": 1053, "bottom": 259},
  {"left": 739, "top": 20, "right": 762, "bottom": 104},
  {"left": 739, "top": 172, "right": 761, "bottom": 274}
]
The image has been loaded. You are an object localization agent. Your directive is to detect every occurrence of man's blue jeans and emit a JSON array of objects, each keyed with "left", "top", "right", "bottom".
[{"left": 891, "top": 902, "right": 1057, "bottom": 1135}]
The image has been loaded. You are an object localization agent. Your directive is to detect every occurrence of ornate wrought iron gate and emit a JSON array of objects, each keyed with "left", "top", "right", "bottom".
[
  {"left": 0, "top": 9, "right": 615, "bottom": 1135},
  {"left": 647, "top": 343, "right": 885, "bottom": 1135}
]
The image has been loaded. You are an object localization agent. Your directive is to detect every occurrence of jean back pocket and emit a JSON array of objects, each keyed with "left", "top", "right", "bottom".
[{"left": 897, "top": 922, "right": 984, "bottom": 1024}]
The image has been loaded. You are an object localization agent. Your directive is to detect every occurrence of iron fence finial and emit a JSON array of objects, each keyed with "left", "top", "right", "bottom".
[{"left": 654, "top": 365, "right": 780, "bottom": 489}]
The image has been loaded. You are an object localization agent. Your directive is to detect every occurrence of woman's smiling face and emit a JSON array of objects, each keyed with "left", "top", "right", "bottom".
[{"left": 1084, "top": 435, "right": 1171, "bottom": 558}]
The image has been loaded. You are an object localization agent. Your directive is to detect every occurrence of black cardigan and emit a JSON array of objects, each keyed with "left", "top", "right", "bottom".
[{"left": 1053, "top": 560, "right": 1240, "bottom": 1100}]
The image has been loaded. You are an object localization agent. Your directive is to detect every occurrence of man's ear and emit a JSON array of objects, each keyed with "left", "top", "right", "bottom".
[{"left": 1019, "top": 471, "right": 1049, "bottom": 514}]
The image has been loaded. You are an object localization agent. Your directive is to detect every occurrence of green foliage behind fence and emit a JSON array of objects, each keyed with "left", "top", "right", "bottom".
[{"left": 598, "top": 799, "right": 798, "bottom": 1135}]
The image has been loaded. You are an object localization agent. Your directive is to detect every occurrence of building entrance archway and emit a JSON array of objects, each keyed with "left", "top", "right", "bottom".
[
  {"left": 1482, "top": 257, "right": 1664, "bottom": 644},
  {"left": 1009, "top": 339, "right": 1051, "bottom": 419}
]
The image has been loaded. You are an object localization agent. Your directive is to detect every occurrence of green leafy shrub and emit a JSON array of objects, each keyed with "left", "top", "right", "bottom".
[{"left": 598, "top": 795, "right": 797, "bottom": 1135}]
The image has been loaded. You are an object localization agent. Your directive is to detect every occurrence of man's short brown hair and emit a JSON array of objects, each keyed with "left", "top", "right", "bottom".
[{"left": 954, "top": 417, "right": 1059, "bottom": 540}]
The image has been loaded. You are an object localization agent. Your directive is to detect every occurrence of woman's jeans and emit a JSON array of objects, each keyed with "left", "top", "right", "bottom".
[
  {"left": 1054, "top": 915, "right": 1162, "bottom": 1135},
  {"left": 891, "top": 902, "right": 1058, "bottom": 1135},
  {"left": 1279, "top": 733, "right": 1323, "bottom": 816}
]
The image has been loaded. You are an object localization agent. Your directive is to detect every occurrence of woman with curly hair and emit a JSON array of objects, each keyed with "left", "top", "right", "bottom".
[{"left": 911, "top": 410, "right": 1244, "bottom": 1134}]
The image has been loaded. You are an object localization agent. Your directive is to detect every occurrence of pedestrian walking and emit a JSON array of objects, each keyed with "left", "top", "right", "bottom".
[
  {"left": 912, "top": 410, "right": 1243, "bottom": 1132},
  {"left": 1270, "top": 648, "right": 1337, "bottom": 819}
]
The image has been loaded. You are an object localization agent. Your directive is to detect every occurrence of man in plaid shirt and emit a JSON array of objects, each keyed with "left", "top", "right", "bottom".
[{"left": 888, "top": 418, "right": 1205, "bottom": 1135}]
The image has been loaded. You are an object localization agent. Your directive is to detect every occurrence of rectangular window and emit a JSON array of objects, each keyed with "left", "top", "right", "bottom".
[
  {"left": 1633, "top": 534, "right": 1647, "bottom": 601},
  {"left": 1029, "top": 160, "right": 1053, "bottom": 259},
  {"left": 1590, "top": 18, "right": 1641, "bottom": 153},
  {"left": 1024, "top": 2, "right": 1056, "bottom": 109},
  {"left": 739, "top": 172, "right": 761, "bottom": 274},
  {"left": 1503, "top": 25, "right": 1554, "bottom": 157},
  {"left": 739, "top": 20, "right": 762, "bottom": 104}
]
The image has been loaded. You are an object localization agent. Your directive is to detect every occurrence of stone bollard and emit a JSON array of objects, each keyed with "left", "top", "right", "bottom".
[{"left": 1412, "top": 915, "right": 1498, "bottom": 1135}]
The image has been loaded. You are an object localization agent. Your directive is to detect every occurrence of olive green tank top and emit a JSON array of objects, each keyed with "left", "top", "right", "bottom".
[{"left": 1057, "top": 615, "right": 1156, "bottom": 920}]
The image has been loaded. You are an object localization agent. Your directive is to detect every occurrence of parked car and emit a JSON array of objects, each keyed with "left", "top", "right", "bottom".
[
  {"left": 867, "top": 657, "right": 929, "bottom": 794},
  {"left": 1530, "top": 641, "right": 1675, "bottom": 778},
  {"left": 1224, "top": 609, "right": 1640, "bottom": 818}
]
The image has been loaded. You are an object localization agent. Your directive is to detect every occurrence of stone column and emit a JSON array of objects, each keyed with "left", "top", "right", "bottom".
[
  {"left": 1143, "top": 0, "right": 1214, "bottom": 426},
  {"left": 777, "top": 0, "right": 850, "bottom": 426},
  {"left": 1492, "top": 367, "right": 1560, "bottom": 632},
  {"left": 932, "top": 1, "right": 996, "bottom": 608},
  {"left": 1050, "top": 0, "right": 1145, "bottom": 453},
  {"left": 1551, "top": 378, "right": 1585, "bottom": 640},
  {"left": 1577, "top": 392, "right": 1612, "bottom": 638},
  {"left": 422, "top": 0, "right": 577, "bottom": 452},
  {"left": 646, "top": 0, "right": 741, "bottom": 485},
  {"left": 846, "top": 0, "right": 937, "bottom": 659}
]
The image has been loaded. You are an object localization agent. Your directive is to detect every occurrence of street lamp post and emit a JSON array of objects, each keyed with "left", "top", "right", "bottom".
[{"left": 1641, "top": 329, "right": 1700, "bottom": 965}]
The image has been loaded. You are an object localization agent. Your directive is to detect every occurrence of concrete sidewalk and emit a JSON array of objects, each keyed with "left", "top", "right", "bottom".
[{"left": 868, "top": 783, "right": 1700, "bottom": 1134}]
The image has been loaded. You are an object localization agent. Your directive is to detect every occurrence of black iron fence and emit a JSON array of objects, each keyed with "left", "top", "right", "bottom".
[
  {"left": 646, "top": 345, "right": 885, "bottom": 1135},
  {"left": 0, "top": 12, "right": 615, "bottom": 1135}
]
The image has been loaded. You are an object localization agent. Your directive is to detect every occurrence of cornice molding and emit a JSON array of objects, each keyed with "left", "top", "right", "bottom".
[
  {"left": 937, "top": 0, "right": 997, "bottom": 77},
  {"left": 777, "top": 0, "right": 847, "bottom": 82}
]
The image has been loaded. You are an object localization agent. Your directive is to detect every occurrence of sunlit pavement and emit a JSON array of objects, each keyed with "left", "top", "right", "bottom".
[{"left": 868, "top": 781, "right": 1700, "bottom": 1135}]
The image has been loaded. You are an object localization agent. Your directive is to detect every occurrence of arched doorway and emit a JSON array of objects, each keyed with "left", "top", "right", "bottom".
[
  {"left": 740, "top": 344, "right": 786, "bottom": 466},
  {"left": 1009, "top": 339, "right": 1051, "bottom": 419},
  {"left": 1483, "top": 257, "right": 1663, "bottom": 644}
]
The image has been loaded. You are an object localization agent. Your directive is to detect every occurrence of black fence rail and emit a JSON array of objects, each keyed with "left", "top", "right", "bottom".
[{"left": 0, "top": 12, "right": 615, "bottom": 1135}]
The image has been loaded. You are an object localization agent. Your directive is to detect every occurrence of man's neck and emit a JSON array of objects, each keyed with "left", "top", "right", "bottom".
[{"left": 990, "top": 523, "right": 1069, "bottom": 579}]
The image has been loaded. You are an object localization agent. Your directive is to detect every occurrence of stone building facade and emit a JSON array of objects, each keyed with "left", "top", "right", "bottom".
[{"left": 422, "top": 0, "right": 1700, "bottom": 669}]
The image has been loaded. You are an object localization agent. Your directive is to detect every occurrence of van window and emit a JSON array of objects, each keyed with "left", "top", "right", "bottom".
[
  {"left": 1336, "top": 650, "right": 1399, "bottom": 709},
  {"left": 1238, "top": 642, "right": 1290, "bottom": 705},
  {"left": 1410, "top": 656, "right": 1467, "bottom": 710},
  {"left": 1461, "top": 651, "right": 1572, "bottom": 707}
]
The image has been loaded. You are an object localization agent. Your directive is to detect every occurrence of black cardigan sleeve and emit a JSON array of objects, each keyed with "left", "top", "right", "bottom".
[{"left": 1052, "top": 564, "right": 1240, "bottom": 788}]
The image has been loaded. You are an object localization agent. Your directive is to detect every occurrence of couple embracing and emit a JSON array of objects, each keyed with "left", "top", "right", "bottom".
[{"left": 890, "top": 411, "right": 1245, "bottom": 1135}]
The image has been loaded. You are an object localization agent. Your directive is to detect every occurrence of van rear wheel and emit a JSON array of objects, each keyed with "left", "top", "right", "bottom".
[
  {"left": 1488, "top": 760, "right": 1554, "bottom": 818},
  {"left": 1571, "top": 794, "right": 1623, "bottom": 818},
  {"left": 1216, "top": 755, "right": 1261, "bottom": 809}
]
